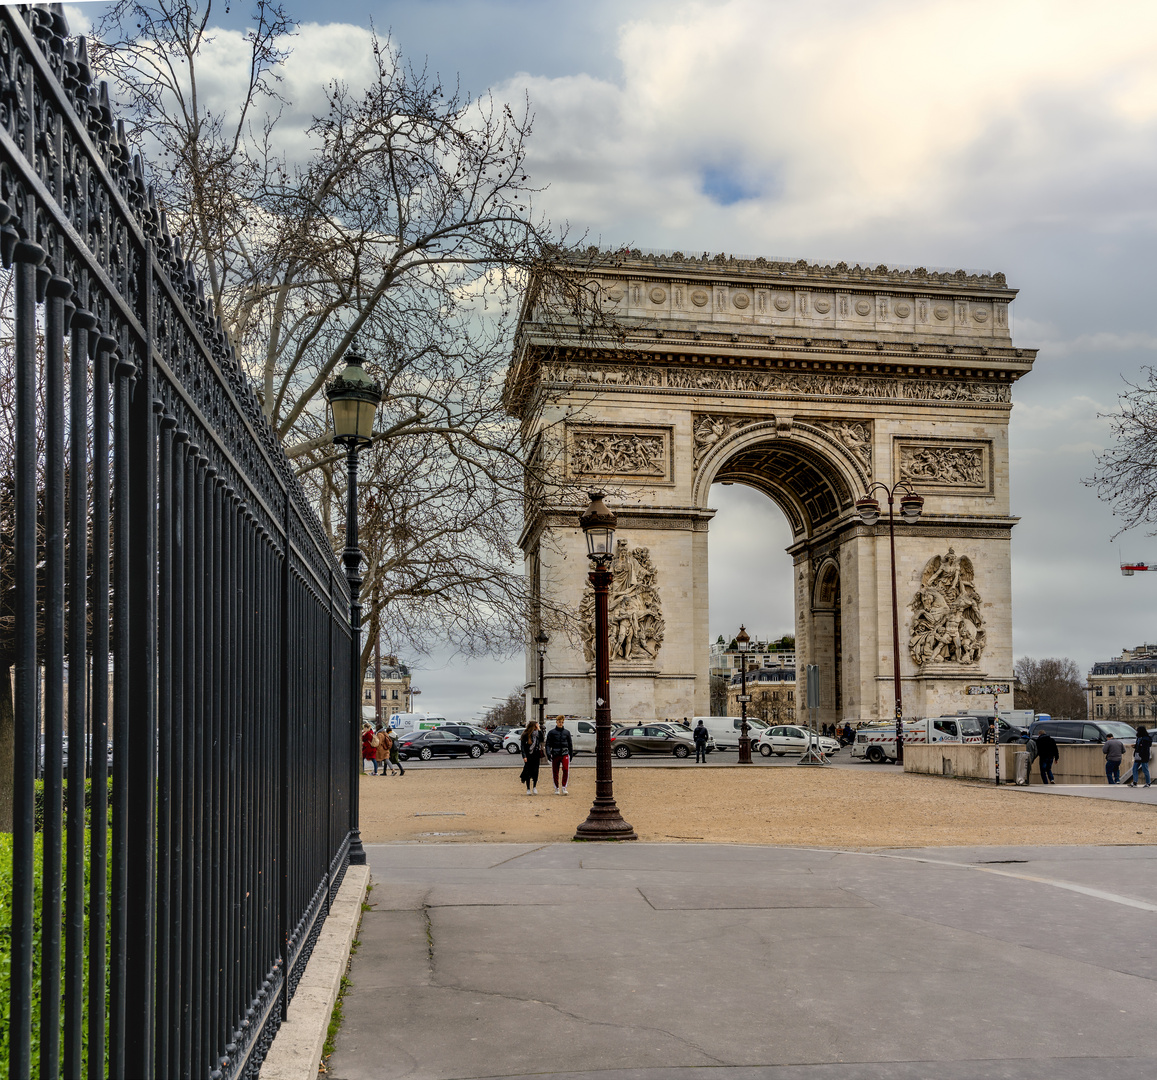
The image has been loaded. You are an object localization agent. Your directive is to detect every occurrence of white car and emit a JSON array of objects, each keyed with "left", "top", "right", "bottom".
[{"left": 757, "top": 725, "right": 840, "bottom": 757}]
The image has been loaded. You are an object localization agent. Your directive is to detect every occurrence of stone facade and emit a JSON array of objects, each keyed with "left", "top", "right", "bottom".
[
  {"left": 1087, "top": 644, "right": 1157, "bottom": 725},
  {"left": 506, "top": 252, "right": 1035, "bottom": 728}
]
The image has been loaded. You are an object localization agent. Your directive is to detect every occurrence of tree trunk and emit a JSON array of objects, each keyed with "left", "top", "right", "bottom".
[{"left": 0, "top": 661, "right": 13, "bottom": 832}]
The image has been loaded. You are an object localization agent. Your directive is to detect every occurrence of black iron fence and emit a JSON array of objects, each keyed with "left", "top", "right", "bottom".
[{"left": 1, "top": 5, "right": 355, "bottom": 1077}]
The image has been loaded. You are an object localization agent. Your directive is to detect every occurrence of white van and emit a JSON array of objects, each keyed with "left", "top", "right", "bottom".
[
  {"left": 691, "top": 715, "right": 771, "bottom": 751},
  {"left": 505, "top": 716, "right": 597, "bottom": 754},
  {"left": 389, "top": 712, "right": 447, "bottom": 734}
]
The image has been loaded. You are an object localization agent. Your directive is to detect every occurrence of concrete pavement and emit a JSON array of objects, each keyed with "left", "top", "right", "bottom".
[{"left": 327, "top": 841, "right": 1157, "bottom": 1080}]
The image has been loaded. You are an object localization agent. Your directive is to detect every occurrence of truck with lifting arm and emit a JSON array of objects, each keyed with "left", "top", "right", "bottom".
[{"left": 850, "top": 715, "right": 985, "bottom": 763}]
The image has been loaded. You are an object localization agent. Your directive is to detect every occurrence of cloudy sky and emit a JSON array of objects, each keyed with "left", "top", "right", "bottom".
[{"left": 68, "top": 0, "right": 1157, "bottom": 720}]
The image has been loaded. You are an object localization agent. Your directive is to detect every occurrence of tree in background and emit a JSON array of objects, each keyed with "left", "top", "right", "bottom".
[
  {"left": 1014, "top": 657, "right": 1086, "bottom": 720},
  {"left": 91, "top": 1, "right": 610, "bottom": 670},
  {"left": 1088, "top": 367, "right": 1157, "bottom": 533},
  {"left": 480, "top": 688, "right": 525, "bottom": 731},
  {"left": 710, "top": 674, "right": 729, "bottom": 716}
]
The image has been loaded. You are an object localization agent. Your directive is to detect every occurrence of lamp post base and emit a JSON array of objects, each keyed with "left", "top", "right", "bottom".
[
  {"left": 738, "top": 736, "right": 753, "bottom": 764},
  {"left": 574, "top": 800, "right": 638, "bottom": 841}
]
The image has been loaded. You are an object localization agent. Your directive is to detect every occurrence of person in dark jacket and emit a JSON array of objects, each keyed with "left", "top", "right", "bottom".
[
  {"left": 545, "top": 717, "right": 574, "bottom": 795},
  {"left": 1034, "top": 729, "right": 1059, "bottom": 785},
  {"left": 1103, "top": 732, "right": 1125, "bottom": 784},
  {"left": 693, "top": 720, "right": 709, "bottom": 763},
  {"left": 519, "top": 720, "right": 542, "bottom": 795},
  {"left": 1129, "top": 725, "right": 1152, "bottom": 788}
]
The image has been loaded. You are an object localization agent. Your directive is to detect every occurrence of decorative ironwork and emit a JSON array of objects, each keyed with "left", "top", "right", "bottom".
[{"left": 1, "top": 6, "right": 354, "bottom": 1077}]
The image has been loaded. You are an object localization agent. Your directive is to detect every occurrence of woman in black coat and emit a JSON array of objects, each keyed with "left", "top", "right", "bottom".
[{"left": 519, "top": 720, "right": 543, "bottom": 795}]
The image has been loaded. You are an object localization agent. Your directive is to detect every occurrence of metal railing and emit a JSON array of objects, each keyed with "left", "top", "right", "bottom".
[{"left": 1, "top": 5, "right": 354, "bottom": 1077}]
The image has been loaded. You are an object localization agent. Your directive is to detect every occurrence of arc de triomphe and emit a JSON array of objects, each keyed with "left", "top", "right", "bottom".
[{"left": 504, "top": 252, "right": 1036, "bottom": 729}]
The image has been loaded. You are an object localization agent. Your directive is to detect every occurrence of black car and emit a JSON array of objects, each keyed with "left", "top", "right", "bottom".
[
  {"left": 439, "top": 724, "right": 503, "bottom": 752},
  {"left": 1028, "top": 719, "right": 1138, "bottom": 746},
  {"left": 398, "top": 729, "right": 486, "bottom": 761}
]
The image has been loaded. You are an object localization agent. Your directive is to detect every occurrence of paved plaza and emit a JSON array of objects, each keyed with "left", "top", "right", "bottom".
[{"left": 328, "top": 840, "right": 1157, "bottom": 1080}]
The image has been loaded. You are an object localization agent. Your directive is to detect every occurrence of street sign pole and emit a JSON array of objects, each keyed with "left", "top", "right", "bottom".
[{"left": 966, "top": 683, "right": 1011, "bottom": 785}]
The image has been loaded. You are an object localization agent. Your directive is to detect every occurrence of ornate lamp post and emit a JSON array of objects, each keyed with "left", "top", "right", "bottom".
[
  {"left": 574, "top": 492, "right": 637, "bottom": 841},
  {"left": 855, "top": 481, "right": 924, "bottom": 766},
  {"left": 326, "top": 342, "right": 381, "bottom": 866},
  {"left": 736, "top": 625, "right": 753, "bottom": 764},
  {"left": 535, "top": 630, "right": 549, "bottom": 729}
]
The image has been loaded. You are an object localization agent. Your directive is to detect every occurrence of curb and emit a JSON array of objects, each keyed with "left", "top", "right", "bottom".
[{"left": 259, "top": 864, "right": 371, "bottom": 1080}]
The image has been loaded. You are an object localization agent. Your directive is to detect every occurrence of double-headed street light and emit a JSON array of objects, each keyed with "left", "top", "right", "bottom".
[
  {"left": 736, "top": 625, "right": 753, "bottom": 764},
  {"left": 535, "top": 630, "right": 549, "bottom": 730},
  {"left": 326, "top": 342, "right": 382, "bottom": 866},
  {"left": 854, "top": 481, "right": 924, "bottom": 766},
  {"left": 574, "top": 492, "right": 637, "bottom": 841}
]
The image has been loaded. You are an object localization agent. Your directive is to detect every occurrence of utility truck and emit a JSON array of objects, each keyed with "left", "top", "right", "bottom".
[{"left": 850, "top": 715, "right": 984, "bottom": 764}]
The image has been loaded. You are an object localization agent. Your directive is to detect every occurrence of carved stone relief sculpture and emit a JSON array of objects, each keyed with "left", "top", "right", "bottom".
[
  {"left": 580, "top": 542, "right": 665, "bottom": 663},
  {"left": 692, "top": 414, "right": 758, "bottom": 466},
  {"left": 812, "top": 420, "right": 872, "bottom": 473},
  {"left": 545, "top": 362, "right": 1013, "bottom": 404},
  {"left": 899, "top": 445, "right": 985, "bottom": 487},
  {"left": 909, "top": 548, "right": 986, "bottom": 667},
  {"left": 570, "top": 430, "right": 666, "bottom": 478}
]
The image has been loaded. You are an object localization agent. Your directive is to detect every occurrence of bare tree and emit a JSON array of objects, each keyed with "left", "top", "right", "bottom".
[
  {"left": 91, "top": 2, "right": 613, "bottom": 669},
  {"left": 1014, "top": 657, "right": 1086, "bottom": 720},
  {"left": 1087, "top": 367, "right": 1157, "bottom": 533},
  {"left": 479, "top": 687, "right": 524, "bottom": 731},
  {"left": 709, "top": 674, "right": 729, "bottom": 716}
]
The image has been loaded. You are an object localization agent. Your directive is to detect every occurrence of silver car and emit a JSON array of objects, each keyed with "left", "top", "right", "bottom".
[{"left": 757, "top": 725, "right": 840, "bottom": 757}]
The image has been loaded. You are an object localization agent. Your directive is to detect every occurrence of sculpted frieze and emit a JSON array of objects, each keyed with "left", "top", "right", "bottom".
[
  {"left": 544, "top": 362, "right": 1011, "bottom": 404},
  {"left": 692, "top": 414, "right": 760, "bottom": 467},
  {"left": 909, "top": 548, "right": 986, "bottom": 667},
  {"left": 580, "top": 542, "right": 665, "bottom": 663},
  {"left": 899, "top": 444, "right": 986, "bottom": 487},
  {"left": 570, "top": 429, "right": 667, "bottom": 479}
]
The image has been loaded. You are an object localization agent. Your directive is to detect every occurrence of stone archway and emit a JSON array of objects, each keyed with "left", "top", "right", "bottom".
[{"left": 506, "top": 252, "right": 1036, "bottom": 725}]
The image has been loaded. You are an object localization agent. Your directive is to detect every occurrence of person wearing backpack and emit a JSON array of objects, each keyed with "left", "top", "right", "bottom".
[{"left": 1129, "top": 725, "right": 1152, "bottom": 788}]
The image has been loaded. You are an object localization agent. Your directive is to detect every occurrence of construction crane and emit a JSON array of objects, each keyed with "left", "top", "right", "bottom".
[{"left": 1121, "top": 560, "right": 1157, "bottom": 576}]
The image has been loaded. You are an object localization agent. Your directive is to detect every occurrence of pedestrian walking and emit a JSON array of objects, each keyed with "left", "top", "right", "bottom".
[
  {"left": 388, "top": 727, "right": 405, "bottom": 776},
  {"left": 1034, "top": 728, "right": 1059, "bottom": 785},
  {"left": 545, "top": 716, "right": 574, "bottom": 795},
  {"left": 1103, "top": 731, "right": 1125, "bottom": 785},
  {"left": 362, "top": 724, "right": 378, "bottom": 775},
  {"left": 373, "top": 724, "right": 391, "bottom": 776},
  {"left": 519, "top": 720, "right": 543, "bottom": 795},
  {"left": 1129, "top": 725, "right": 1152, "bottom": 788},
  {"left": 693, "top": 719, "right": 709, "bottom": 764},
  {"left": 841, "top": 721, "right": 854, "bottom": 747}
]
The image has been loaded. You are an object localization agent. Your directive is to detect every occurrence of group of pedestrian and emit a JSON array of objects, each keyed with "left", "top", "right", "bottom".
[
  {"left": 1105, "top": 724, "right": 1152, "bottom": 787},
  {"left": 518, "top": 716, "right": 573, "bottom": 795},
  {"left": 361, "top": 722, "right": 404, "bottom": 777}
]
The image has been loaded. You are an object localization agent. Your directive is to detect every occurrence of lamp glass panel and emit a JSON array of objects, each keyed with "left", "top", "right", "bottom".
[
  {"left": 585, "top": 526, "right": 614, "bottom": 558},
  {"left": 355, "top": 398, "right": 376, "bottom": 441},
  {"left": 330, "top": 397, "right": 358, "bottom": 440}
]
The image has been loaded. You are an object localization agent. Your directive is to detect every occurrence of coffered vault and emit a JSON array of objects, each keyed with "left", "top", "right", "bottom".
[{"left": 505, "top": 251, "right": 1036, "bottom": 728}]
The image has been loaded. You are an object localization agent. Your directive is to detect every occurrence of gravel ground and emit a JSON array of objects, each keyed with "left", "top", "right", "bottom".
[{"left": 359, "top": 765, "right": 1157, "bottom": 847}]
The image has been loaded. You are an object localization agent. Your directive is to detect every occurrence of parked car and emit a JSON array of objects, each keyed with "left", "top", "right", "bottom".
[
  {"left": 438, "top": 723, "right": 503, "bottom": 752},
  {"left": 757, "top": 725, "right": 840, "bottom": 757},
  {"left": 504, "top": 729, "right": 525, "bottom": 754},
  {"left": 609, "top": 724, "right": 695, "bottom": 758},
  {"left": 397, "top": 729, "right": 486, "bottom": 761},
  {"left": 651, "top": 721, "right": 715, "bottom": 751},
  {"left": 1027, "top": 719, "right": 1138, "bottom": 746}
]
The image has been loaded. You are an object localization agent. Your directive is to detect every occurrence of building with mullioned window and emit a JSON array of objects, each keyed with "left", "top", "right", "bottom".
[{"left": 1087, "top": 644, "right": 1157, "bottom": 725}]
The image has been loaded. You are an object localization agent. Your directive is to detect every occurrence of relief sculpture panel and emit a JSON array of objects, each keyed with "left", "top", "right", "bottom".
[
  {"left": 909, "top": 549, "right": 986, "bottom": 667},
  {"left": 580, "top": 542, "right": 665, "bottom": 663},
  {"left": 896, "top": 440, "right": 990, "bottom": 491},
  {"left": 568, "top": 426, "right": 671, "bottom": 481},
  {"left": 812, "top": 420, "right": 872, "bottom": 473}
]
